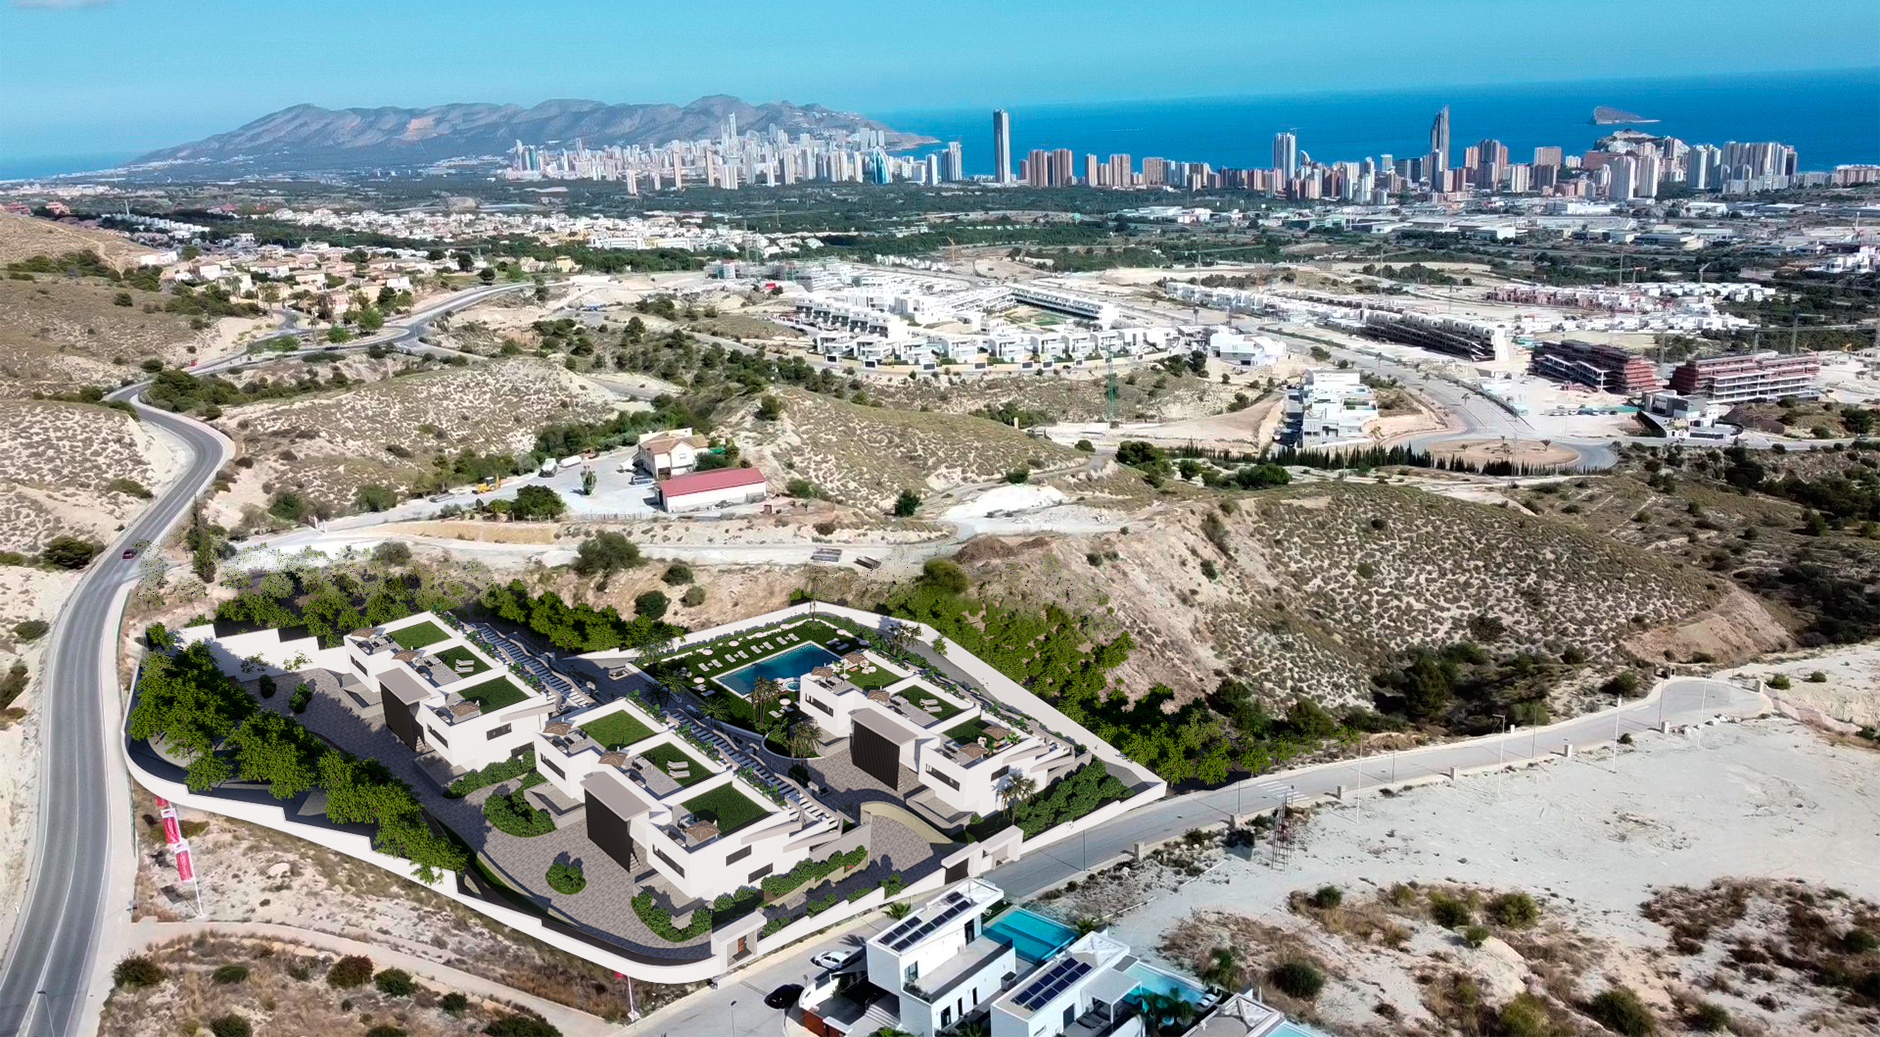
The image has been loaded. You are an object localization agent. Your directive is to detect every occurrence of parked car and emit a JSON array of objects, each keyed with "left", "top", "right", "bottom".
[
  {"left": 810, "top": 950, "right": 854, "bottom": 972},
  {"left": 764, "top": 983, "right": 802, "bottom": 1009}
]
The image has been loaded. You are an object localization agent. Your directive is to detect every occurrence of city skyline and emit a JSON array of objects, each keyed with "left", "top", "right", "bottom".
[{"left": 3, "top": 0, "right": 1877, "bottom": 164}]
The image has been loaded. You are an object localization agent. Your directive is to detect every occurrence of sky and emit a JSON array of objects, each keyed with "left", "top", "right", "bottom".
[{"left": 3, "top": 0, "right": 1878, "bottom": 164}]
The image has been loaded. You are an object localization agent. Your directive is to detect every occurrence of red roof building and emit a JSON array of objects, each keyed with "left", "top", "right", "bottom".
[{"left": 655, "top": 467, "right": 769, "bottom": 512}]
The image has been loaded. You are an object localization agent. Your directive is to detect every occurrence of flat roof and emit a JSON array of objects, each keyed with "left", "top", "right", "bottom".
[
  {"left": 853, "top": 705, "right": 917, "bottom": 745},
  {"left": 583, "top": 770, "right": 658, "bottom": 821},
  {"left": 377, "top": 666, "right": 430, "bottom": 706},
  {"left": 659, "top": 467, "right": 767, "bottom": 497}
]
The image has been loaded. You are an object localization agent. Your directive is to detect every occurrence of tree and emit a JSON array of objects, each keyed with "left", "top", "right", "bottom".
[
  {"left": 756, "top": 394, "right": 783, "bottom": 421},
  {"left": 477, "top": 267, "right": 496, "bottom": 285},
  {"left": 882, "top": 620, "right": 915, "bottom": 653},
  {"left": 634, "top": 590, "right": 669, "bottom": 621},
  {"left": 1199, "top": 946, "right": 1241, "bottom": 992},
  {"left": 581, "top": 468, "right": 597, "bottom": 496},
  {"left": 892, "top": 489, "right": 921, "bottom": 517},
  {"left": 662, "top": 563, "right": 693, "bottom": 585},
  {"left": 372, "top": 540, "right": 412, "bottom": 566},
  {"left": 1139, "top": 992, "right": 1197, "bottom": 1037},
  {"left": 356, "top": 483, "right": 397, "bottom": 512},
  {"left": 787, "top": 720, "right": 822, "bottom": 758},
  {"left": 998, "top": 775, "right": 1037, "bottom": 820},
  {"left": 750, "top": 677, "right": 784, "bottom": 731},
  {"left": 1268, "top": 959, "right": 1324, "bottom": 999},
  {"left": 510, "top": 485, "right": 566, "bottom": 521},
  {"left": 40, "top": 535, "right": 101, "bottom": 569},
  {"left": 326, "top": 955, "right": 374, "bottom": 988},
  {"left": 920, "top": 557, "right": 969, "bottom": 595},
  {"left": 573, "top": 531, "right": 641, "bottom": 576}
]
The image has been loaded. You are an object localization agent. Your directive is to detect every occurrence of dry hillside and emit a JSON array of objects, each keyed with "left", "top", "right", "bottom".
[
  {"left": 216, "top": 358, "right": 622, "bottom": 517},
  {"left": 0, "top": 212, "right": 148, "bottom": 267},
  {"left": 0, "top": 277, "right": 210, "bottom": 397},
  {"left": 0, "top": 400, "right": 177, "bottom": 553},
  {"left": 867, "top": 368, "right": 1264, "bottom": 423},
  {"left": 954, "top": 481, "right": 1733, "bottom": 705},
  {"left": 725, "top": 386, "right": 1084, "bottom": 508}
]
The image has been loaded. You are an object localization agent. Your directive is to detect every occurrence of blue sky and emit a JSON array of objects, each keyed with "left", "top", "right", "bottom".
[{"left": 3, "top": 0, "right": 1877, "bottom": 162}]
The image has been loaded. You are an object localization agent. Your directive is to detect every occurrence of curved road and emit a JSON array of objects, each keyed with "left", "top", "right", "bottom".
[{"left": 0, "top": 283, "right": 529, "bottom": 1037}]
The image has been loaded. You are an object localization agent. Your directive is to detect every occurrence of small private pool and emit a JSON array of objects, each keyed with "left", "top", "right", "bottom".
[
  {"left": 714, "top": 642, "right": 840, "bottom": 697},
  {"left": 1126, "top": 961, "right": 1209, "bottom": 1007},
  {"left": 984, "top": 908, "right": 1077, "bottom": 963}
]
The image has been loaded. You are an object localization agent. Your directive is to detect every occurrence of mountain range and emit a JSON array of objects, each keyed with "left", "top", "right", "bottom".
[{"left": 131, "top": 95, "right": 932, "bottom": 173}]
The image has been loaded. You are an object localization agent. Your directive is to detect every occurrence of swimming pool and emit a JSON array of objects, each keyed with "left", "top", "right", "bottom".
[
  {"left": 714, "top": 643, "right": 840, "bottom": 697},
  {"left": 1126, "top": 961, "right": 1207, "bottom": 1005},
  {"left": 984, "top": 909, "right": 1077, "bottom": 963},
  {"left": 1264, "top": 1022, "right": 1340, "bottom": 1037}
]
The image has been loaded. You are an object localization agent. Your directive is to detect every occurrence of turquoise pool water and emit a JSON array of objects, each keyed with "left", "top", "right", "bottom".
[
  {"left": 984, "top": 909, "right": 1077, "bottom": 963},
  {"left": 1267, "top": 1023, "right": 1340, "bottom": 1037},
  {"left": 714, "top": 643, "right": 840, "bottom": 697},
  {"left": 1126, "top": 961, "right": 1207, "bottom": 1005}
]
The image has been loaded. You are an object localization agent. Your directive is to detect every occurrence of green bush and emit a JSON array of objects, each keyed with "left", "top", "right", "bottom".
[
  {"left": 1490, "top": 891, "right": 1541, "bottom": 929},
  {"left": 374, "top": 967, "right": 415, "bottom": 997},
  {"left": 1687, "top": 1001, "right": 1731, "bottom": 1032},
  {"left": 365, "top": 1028, "right": 407, "bottom": 1037},
  {"left": 760, "top": 847, "right": 866, "bottom": 899},
  {"left": 1310, "top": 886, "right": 1343, "bottom": 909},
  {"left": 1463, "top": 924, "right": 1491, "bottom": 948},
  {"left": 681, "top": 586, "right": 706, "bottom": 607},
  {"left": 483, "top": 1015, "right": 562, "bottom": 1037},
  {"left": 483, "top": 788, "right": 555, "bottom": 837},
  {"left": 1767, "top": 673, "right": 1792, "bottom": 690},
  {"left": 635, "top": 590, "right": 669, "bottom": 621},
  {"left": 1842, "top": 927, "right": 1878, "bottom": 953},
  {"left": 547, "top": 860, "right": 586, "bottom": 894},
  {"left": 1497, "top": 993, "right": 1550, "bottom": 1037},
  {"left": 893, "top": 489, "right": 921, "bottom": 517},
  {"left": 113, "top": 956, "right": 166, "bottom": 989},
  {"left": 289, "top": 682, "right": 313, "bottom": 713},
  {"left": 211, "top": 963, "right": 250, "bottom": 984},
  {"left": 1588, "top": 986, "right": 1657, "bottom": 1036},
  {"left": 1004, "top": 468, "right": 1030, "bottom": 484},
  {"left": 1806, "top": 670, "right": 1829, "bottom": 683},
  {"left": 327, "top": 955, "right": 373, "bottom": 988},
  {"left": 1268, "top": 959, "right": 1325, "bottom": 999},
  {"left": 439, "top": 991, "right": 470, "bottom": 1016},
  {"left": 785, "top": 478, "right": 825, "bottom": 499},
  {"left": 13, "top": 619, "right": 49, "bottom": 642},
  {"left": 40, "top": 534, "right": 102, "bottom": 569},
  {"left": 1602, "top": 671, "right": 1643, "bottom": 697},
  {"left": 209, "top": 1014, "right": 252, "bottom": 1037},
  {"left": 632, "top": 890, "right": 712, "bottom": 942},
  {"left": 1429, "top": 893, "right": 1473, "bottom": 929},
  {"left": 663, "top": 563, "right": 694, "bottom": 585},
  {"left": 446, "top": 749, "right": 538, "bottom": 798},
  {"left": 256, "top": 674, "right": 276, "bottom": 699}
]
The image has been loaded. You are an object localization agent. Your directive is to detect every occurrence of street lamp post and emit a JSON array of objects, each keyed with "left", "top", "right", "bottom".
[
  {"left": 729, "top": 998, "right": 739, "bottom": 1037},
  {"left": 1492, "top": 714, "right": 1507, "bottom": 766}
]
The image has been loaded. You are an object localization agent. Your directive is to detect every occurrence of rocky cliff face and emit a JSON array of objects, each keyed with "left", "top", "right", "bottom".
[{"left": 133, "top": 95, "right": 931, "bottom": 172}]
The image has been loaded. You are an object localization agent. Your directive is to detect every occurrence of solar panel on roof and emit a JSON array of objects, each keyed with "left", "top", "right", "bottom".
[
  {"left": 887, "top": 892, "right": 977, "bottom": 950},
  {"left": 1014, "top": 959, "right": 1091, "bottom": 1010}
]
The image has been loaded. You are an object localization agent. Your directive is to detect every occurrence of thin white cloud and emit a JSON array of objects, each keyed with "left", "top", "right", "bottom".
[{"left": 12, "top": 0, "right": 121, "bottom": 9}]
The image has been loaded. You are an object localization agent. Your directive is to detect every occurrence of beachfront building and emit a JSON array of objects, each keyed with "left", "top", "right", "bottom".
[{"left": 343, "top": 615, "right": 549, "bottom": 771}]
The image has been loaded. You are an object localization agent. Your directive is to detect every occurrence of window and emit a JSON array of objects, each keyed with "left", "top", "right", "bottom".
[
  {"left": 726, "top": 846, "right": 752, "bottom": 865},
  {"left": 653, "top": 847, "right": 685, "bottom": 877},
  {"left": 810, "top": 697, "right": 833, "bottom": 716},
  {"left": 426, "top": 726, "right": 448, "bottom": 748},
  {"left": 485, "top": 723, "right": 512, "bottom": 740},
  {"left": 748, "top": 862, "right": 773, "bottom": 883},
  {"left": 350, "top": 656, "right": 366, "bottom": 674},
  {"left": 925, "top": 766, "right": 960, "bottom": 790},
  {"left": 543, "top": 757, "right": 565, "bottom": 779},
  {"left": 904, "top": 962, "right": 919, "bottom": 984}
]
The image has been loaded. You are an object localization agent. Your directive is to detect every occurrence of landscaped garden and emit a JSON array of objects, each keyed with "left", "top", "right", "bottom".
[
  {"left": 454, "top": 674, "right": 529, "bottom": 712},
  {"left": 483, "top": 786, "right": 555, "bottom": 837},
  {"left": 654, "top": 618, "right": 858, "bottom": 681},
  {"left": 681, "top": 783, "right": 768, "bottom": 835},
  {"left": 840, "top": 657, "right": 904, "bottom": 691},
  {"left": 387, "top": 620, "right": 450, "bottom": 650},
  {"left": 431, "top": 644, "right": 490, "bottom": 677},
  {"left": 581, "top": 709, "right": 655, "bottom": 750},
  {"left": 639, "top": 742, "right": 710, "bottom": 787},
  {"left": 894, "top": 684, "right": 964, "bottom": 722},
  {"left": 946, "top": 716, "right": 1000, "bottom": 745}
]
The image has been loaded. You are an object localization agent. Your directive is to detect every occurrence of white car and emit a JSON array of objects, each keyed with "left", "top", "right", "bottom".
[{"left": 810, "top": 950, "right": 854, "bottom": 972}]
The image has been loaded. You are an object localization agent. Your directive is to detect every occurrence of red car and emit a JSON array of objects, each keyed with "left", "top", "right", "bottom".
[{"left": 122, "top": 548, "right": 138, "bottom": 560}]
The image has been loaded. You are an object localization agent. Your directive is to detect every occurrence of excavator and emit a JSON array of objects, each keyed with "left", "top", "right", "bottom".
[{"left": 473, "top": 475, "right": 504, "bottom": 494}]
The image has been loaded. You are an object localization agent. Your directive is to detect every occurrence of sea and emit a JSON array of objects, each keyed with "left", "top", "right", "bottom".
[{"left": 877, "top": 68, "right": 1880, "bottom": 177}]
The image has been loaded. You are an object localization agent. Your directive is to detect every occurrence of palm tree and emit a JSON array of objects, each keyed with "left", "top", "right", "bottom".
[
  {"left": 788, "top": 720, "right": 823, "bottom": 759},
  {"left": 885, "top": 901, "right": 912, "bottom": 920},
  {"left": 751, "top": 676, "right": 783, "bottom": 732},
  {"left": 1139, "top": 992, "right": 1197, "bottom": 1037},
  {"left": 1071, "top": 915, "right": 1109, "bottom": 937},
  {"left": 882, "top": 620, "right": 915, "bottom": 654},
  {"left": 1199, "top": 945, "right": 1242, "bottom": 993},
  {"left": 998, "top": 775, "right": 1037, "bottom": 822}
]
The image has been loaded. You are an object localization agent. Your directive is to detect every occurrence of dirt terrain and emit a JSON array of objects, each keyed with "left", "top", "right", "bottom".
[
  {"left": 0, "top": 212, "right": 149, "bottom": 267},
  {"left": 0, "top": 277, "right": 238, "bottom": 397},
  {"left": 1065, "top": 718, "right": 1880, "bottom": 1037},
  {"left": 215, "top": 357, "right": 623, "bottom": 522},
  {"left": 0, "top": 400, "right": 179, "bottom": 553},
  {"left": 725, "top": 385, "right": 1084, "bottom": 509},
  {"left": 955, "top": 481, "right": 1730, "bottom": 705},
  {"left": 867, "top": 366, "right": 1266, "bottom": 424}
]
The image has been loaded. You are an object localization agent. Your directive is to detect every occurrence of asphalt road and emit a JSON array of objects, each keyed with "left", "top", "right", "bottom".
[
  {"left": 0, "top": 282, "right": 525, "bottom": 1037},
  {"left": 0, "top": 392, "right": 228, "bottom": 1037}
]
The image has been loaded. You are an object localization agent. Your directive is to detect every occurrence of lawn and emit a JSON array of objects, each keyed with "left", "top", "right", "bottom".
[
  {"left": 682, "top": 783, "right": 769, "bottom": 835},
  {"left": 582, "top": 709, "right": 656, "bottom": 750},
  {"left": 842, "top": 658, "right": 904, "bottom": 691},
  {"left": 433, "top": 645, "right": 491, "bottom": 678},
  {"left": 388, "top": 620, "right": 450, "bottom": 650},
  {"left": 456, "top": 674, "right": 529, "bottom": 713},
  {"left": 895, "top": 684, "right": 963, "bottom": 722},
  {"left": 946, "top": 717, "right": 996, "bottom": 744},
  {"left": 659, "top": 619, "right": 860, "bottom": 680},
  {"left": 638, "top": 742, "right": 710, "bottom": 787}
]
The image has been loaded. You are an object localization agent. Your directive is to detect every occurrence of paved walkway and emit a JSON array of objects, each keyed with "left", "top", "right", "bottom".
[
  {"left": 984, "top": 677, "right": 1767, "bottom": 899},
  {"left": 125, "top": 919, "right": 623, "bottom": 1037}
]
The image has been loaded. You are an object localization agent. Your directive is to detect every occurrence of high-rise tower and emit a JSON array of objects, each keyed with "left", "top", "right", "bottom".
[
  {"left": 1429, "top": 105, "right": 1451, "bottom": 174},
  {"left": 1272, "top": 131, "right": 1298, "bottom": 180},
  {"left": 992, "top": 109, "right": 1013, "bottom": 184}
]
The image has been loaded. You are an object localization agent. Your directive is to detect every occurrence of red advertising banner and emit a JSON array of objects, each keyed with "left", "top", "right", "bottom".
[
  {"left": 154, "top": 796, "right": 170, "bottom": 809},
  {"left": 161, "top": 813, "right": 181, "bottom": 845},
  {"left": 174, "top": 843, "right": 195, "bottom": 883}
]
